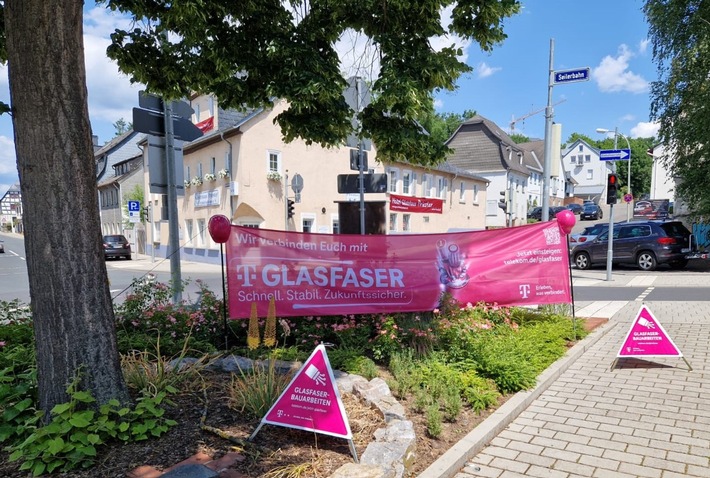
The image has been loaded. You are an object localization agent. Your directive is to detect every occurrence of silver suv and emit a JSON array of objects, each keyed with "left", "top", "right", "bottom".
[{"left": 572, "top": 221, "right": 693, "bottom": 271}]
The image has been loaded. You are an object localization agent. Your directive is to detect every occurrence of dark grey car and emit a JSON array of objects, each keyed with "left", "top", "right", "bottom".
[
  {"left": 102, "top": 234, "right": 131, "bottom": 260},
  {"left": 572, "top": 221, "right": 693, "bottom": 271}
]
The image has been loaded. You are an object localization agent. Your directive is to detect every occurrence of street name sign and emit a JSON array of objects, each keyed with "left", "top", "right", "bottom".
[
  {"left": 553, "top": 68, "right": 590, "bottom": 84},
  {"left": 599, "top": 149, "right": 631, "bottom": 161}
]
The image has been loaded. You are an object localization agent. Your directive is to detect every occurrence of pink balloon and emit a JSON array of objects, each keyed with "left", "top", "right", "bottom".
[
  {"left": 208, "top": 215, "right": 232, "bottom": 243},
  {"left": 556, "top": 209, "right": 576, "bottom": 235}
]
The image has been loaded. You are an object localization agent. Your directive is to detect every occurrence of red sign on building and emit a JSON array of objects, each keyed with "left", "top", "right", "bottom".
[{"left": 389, "top": 194, "right": 443, "bottom": 214}]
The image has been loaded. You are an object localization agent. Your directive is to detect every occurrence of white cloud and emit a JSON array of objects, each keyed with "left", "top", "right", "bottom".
[
  {"left": 593, "top": 44, "right": 648, "bottom": 94},
  {"left": 475, "top": 62, "right": 501, "bottom": 79},
  {"left": 630, "top": 121, "right": 659, "bottom": 139},
  {"left": 639, "top": 38, "right": 650, "bottom": 55},
  {"left": 433, "top": 98, "right": 444, "bottom": 110}
]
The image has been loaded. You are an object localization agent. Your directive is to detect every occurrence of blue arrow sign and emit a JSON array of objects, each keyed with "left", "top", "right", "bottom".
[
  {"left": 554, "top": 68, "right": 590, "bottom": 84},
  {"left": 128, "top": 200, "right": 140, "bottom": 212},
  {"left": 599, "top": 149, "right": 631, "bottom": 161}
]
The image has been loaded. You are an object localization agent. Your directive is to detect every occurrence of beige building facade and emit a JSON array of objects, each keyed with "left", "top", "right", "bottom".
[{"left": 141, "top": 96, "right": 489, "bottom": 264}]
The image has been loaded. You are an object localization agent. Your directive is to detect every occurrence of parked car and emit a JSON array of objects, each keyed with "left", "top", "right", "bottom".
[
  {"left": 0, "top": 239, "right": 4, "bottom": 253},
  {"left": 569, "top": 222, "right": 609, "bottom": 247},
  {"left": 565, "top": 203, "right": 583, "bottom": 215},
  {"left": 102, "top": 234, "right": 131, "bottom": 260},
  {"left": 528, "top": 206, "right": 566, "bottom": 221},
  {"left": 580, "top": 204, "right": 603, "bottom": 220},
  {"left": 571, "top": 221, "right": 693, "bottom": 271}
]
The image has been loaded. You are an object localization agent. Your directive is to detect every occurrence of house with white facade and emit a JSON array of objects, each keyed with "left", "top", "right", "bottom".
[
  {"left": 517, "top": 139, "right": 567, "bottom": 210},
  {"left": 0, "top": 184, "right": 22, "bottom": 233},
  {"left": 561, "top": 139, "right": 612, "bottom": 203}
]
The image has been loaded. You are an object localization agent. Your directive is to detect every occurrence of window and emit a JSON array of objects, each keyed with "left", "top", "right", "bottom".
[
  {"left": 570, "top": 155, "right": 576, "bottom": 163},
  {"left": 210, "top": 157, "right": 216, "bottom": 174},
  {"left": 186, "top": 166, "right": 191, "bottom": 181},
  {"left": 332, "top": 218, "right": 340, "bottom": 234},
  {"left": 425, "top": 174, "right": 434, "bottom": 197},
  {"left": 437, "top": 177, "right": 447, "bottom": 199},
  {"left": 185, "top": 220, "right": 194, "bottom": 246},
  {"left": 586, "top": 169, "right": 593, "bottom": 180},
  {"left": 389, "top": 169, "right": 398, "bottom": 193},
  {"left": 197, "top": 163, "right": 203, "bottom": 177},
  {"left": 267, "top": 150, "right": 281, "bottom": 173},
  {"left": 473, "top": 184, "right": 479, "bottom": 203},
  {"left": 578, "top": 145, "right": 583, "bottom": 152},
  {"left": 152, "top": 220, "right": 161, "bottom": 242},
  {"left": 585, "top": 155, "right": 591, "bottom": 163},
  {"left": 197, "top": 219, "right": 206, "bottom": 247},
  {"left": 410, "top": 173, "right": 417, "bottom": 196},
  {"left": 403, "top": 214, "right": 411, "bottom": 232},
  {"left": 402, "top": 172, "right": 412, "bottom": 195},
  {"left": 302, "top": 218, "right": 313, "bottom": 233},
  {"left": 459, "top": 181, "right": 466, "bottom": 203},
  {"left": 389, "top": 213, "right": 398, "bottom": 231}
]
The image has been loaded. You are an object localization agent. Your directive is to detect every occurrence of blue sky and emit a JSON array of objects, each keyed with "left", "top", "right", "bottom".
[
  {"left": 434, "top": 0, "right": 657, "bottom": 142},
  {"left": 0, "top": 0, "right": 656, "bottom": 198}
]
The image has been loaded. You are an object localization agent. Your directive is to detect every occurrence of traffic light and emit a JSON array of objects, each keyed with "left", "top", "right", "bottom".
[
  {"left": 498, "top": 190, "right": 509, "bottom": 211},
  {"left": 606, "top": 174, "right": 619, "bottom": 205},
  {"left": 287, "top": 199, "right": 295, "bottom": 219}
]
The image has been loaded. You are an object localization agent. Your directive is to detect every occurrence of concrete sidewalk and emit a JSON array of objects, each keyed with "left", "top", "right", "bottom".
[{"left": 419, "top": 301, "right": 710, "bottom": 478}]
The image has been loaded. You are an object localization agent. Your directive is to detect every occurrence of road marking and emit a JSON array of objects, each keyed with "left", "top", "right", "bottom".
[
  {"left": 628, "top": 275, "right": 657, "bottom": 287},
  {"left": 575, "top": 301, "right": 628, "bottom": 319},
  {"left": 635, "top": 286, "right": 654, "bottom": 302}
]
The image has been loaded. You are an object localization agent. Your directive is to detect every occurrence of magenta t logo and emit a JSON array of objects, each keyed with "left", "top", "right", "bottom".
[{"left": 519, "top": 284, "right": 530, "bottom": 298}]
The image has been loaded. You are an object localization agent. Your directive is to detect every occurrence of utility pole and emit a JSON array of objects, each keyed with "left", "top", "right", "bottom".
[{"left": 163, "top": 100, "right": 182, "bottom": 303}]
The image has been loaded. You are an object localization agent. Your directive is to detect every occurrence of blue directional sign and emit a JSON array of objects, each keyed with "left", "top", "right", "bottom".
[
  {"left": 553, "top": 68, "right": 590, "bottom": 84},
  {"left": 599, "top": 149, "right": 631, "bottom": 161},
  {"left": 128, "top": 200, "right": 140, "bottom": 212}
]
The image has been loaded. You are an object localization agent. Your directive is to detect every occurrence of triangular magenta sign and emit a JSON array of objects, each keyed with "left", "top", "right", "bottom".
[
  {"left": 617, "top": 305, "right": 682, "bottom": 358},
  {"left": 260, "top": 344, "right": 352, "bottom": 439}
]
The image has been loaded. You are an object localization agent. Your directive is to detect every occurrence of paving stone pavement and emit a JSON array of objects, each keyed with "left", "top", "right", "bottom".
[{"left": 422, "top": 300, "right": 710, "bottom": 478}]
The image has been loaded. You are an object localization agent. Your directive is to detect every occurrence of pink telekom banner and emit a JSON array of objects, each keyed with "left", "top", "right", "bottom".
[{"left": 225, "top": 220, "right": 572, "bottom": 319}]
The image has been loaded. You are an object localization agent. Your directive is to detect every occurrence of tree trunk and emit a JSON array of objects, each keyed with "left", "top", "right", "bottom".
[{"left": 5, "top": 0, "right": 130, "bottom": 415}]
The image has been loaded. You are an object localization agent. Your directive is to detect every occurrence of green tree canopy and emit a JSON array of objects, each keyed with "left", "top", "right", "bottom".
[
  {"left": 101, "top": 0, "right": 520, "bottom": 166},
  {"left": 645, "top": 0, "right": 710, "bottom": 218}
]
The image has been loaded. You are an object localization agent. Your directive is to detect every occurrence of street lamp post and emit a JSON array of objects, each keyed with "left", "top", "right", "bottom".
[{"left": 596, "top": 127, "right": 632, "bottom": 221}]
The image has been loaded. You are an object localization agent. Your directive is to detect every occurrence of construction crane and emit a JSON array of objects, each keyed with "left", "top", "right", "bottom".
[{"left": 509, "top": 99, "right": 567, "bottom": 133}]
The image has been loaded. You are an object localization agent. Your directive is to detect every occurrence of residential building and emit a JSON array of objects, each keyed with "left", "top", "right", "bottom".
[
  {"left": 97, "top": 154, "right": 145, "bottom": 251},
  {"left": 561, "top": 138, "right": 612, "bottom": 203},
  {"left": 445, "top": 115, "right": 531, "bottom": 227},
  {"left": 141, "top": 96, "right": 490, "bottom": 263},
  {"left": 0, "top": 184, "right": 22, "bottom": 233},
  {"left": 516, "top": 139, "right": 567, "bottom": 210}
]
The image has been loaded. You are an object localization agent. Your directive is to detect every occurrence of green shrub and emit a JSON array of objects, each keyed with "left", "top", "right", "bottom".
[
  {"left": 425, "top": 404, "right": 442, "bottom": 438},
  {"left": 0, "top": 364, "right": 38, "bottom": 445},
  {"left": 441, "top": 388, "right": 462, "bottom": 422},
  {"left": 228, "top": 358, "right": 292, "bottom": 418},
  {"left": 6, "top": 376, "right": 176, "bottom": 476},
  {"left": 458, "top": 370, "right": 500, "bottom": 413},
  {"left": 114, "top": 279, "right": 224, "bottom": 356}
]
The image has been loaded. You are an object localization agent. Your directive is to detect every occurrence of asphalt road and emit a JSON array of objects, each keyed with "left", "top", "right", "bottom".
[{"left": 0, "top": 233, "right": 224, "bottom": 304}]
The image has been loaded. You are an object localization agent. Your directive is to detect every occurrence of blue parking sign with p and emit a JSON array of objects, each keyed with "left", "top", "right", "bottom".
[{"left": 128, "top": 200, "right": 140, "bottom": 212}]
